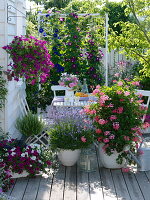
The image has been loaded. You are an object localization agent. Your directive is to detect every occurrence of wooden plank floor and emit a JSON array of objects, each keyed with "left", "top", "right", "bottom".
[{"left": 5, "top": 150, "right": 150, "bottom": 200}]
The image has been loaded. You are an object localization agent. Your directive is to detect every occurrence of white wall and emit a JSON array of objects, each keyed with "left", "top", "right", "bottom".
[{"left": 0, "top": 0, "right": 26, "bottom": 139}]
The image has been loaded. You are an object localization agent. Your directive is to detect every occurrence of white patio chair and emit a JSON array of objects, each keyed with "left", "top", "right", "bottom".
[
  {"left": 51, "top": 85, "right": 67, "bottom": 97},
  {"left": 135, "top": 90, "right": 150, "bottom": 123},
  {"left": 135, "top": 90, "right": 150, "bottom": 134}
]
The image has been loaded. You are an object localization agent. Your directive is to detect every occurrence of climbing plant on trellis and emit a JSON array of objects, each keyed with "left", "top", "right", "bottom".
[
  {"left": 26, "top": 11, "right": 108, "bottom": 111},
  {"left": 38, "top": 12, "right": 106, "bottom": 86}
]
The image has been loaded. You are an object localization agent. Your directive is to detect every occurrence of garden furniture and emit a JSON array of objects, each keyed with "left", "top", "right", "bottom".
[{"left": 135, "top": 90, "right": 150, "bottom": 123}]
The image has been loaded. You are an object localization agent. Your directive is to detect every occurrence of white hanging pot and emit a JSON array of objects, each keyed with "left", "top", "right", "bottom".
[
  {"left": 98, "top": 144, "right": 125, "bottom": 169},
  {"left": 58, "top": 149, "right": 81, "bottom": 166}
]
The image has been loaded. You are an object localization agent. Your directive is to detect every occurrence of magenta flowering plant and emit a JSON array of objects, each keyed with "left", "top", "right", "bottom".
[
  {"left": 83, "top": 79, "right": 148, "bottom": 165},
  {"left": 0, "top": 139, "right": 56, "bottom": 178},
  {"left": 2, "top": 35, "right": 54, "bottom": 85},
  {"left": 58, "top": 73, "right": 79, "bottom": 90},
  {"left": 0, "top": 167, "right": 14, "bottom": 192}
]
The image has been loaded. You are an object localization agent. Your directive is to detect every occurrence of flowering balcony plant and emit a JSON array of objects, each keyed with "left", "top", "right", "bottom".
[
  {"left": 48, "top": 107, "right": 94, "bottom": 150},
  {"left": 83, "top": 79, "right": 148, "bottom": 167},
  {"left": 58, "top": 73, "right": 79, "bottom": 90},
  {"left": 47, "top": 108, "right": 94, "bottom": 166},
  {"left": 2, "top": 35, "right": 54, "bottom": 85},
  {"left": 0, "top": 138, "right": 57, "bottom": 185}
]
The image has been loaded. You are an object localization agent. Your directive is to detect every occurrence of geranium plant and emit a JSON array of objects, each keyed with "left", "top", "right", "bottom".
[
  {"left": 2, "top": 35, "right": 54, "bottom": 85},
  {"left": 0, "top": 139, "right": 57, "bottom": 180},
  {"left": 58, "top": 73, "right": 79, "bottom": 90},
  {"left": 83, "top": 79, "right": 148, "bottom": 165}
]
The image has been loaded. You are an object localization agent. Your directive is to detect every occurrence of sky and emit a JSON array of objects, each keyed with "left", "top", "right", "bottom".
[{"left": 26, "top": 0, "right": 122, "bottom": 10}]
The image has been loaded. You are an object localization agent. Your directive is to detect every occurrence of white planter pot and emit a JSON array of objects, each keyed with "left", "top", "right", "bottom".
[
  {"left": 58, "top": 149, "right": 81, "bottom": 166},
  {"left": 98, "top": 144, "right": 125, "bottom": 169},
  {"left": 11, "top": 171, "right": 29, "bottom": 178}
]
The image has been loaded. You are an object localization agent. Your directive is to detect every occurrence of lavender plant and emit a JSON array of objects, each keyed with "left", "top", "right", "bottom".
[{"left": 47, "top": 107, "right": 94, "bottom": 150}]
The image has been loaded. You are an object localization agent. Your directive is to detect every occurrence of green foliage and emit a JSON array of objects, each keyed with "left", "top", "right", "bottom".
[
  {"left": 0, "top": 67, "right": 7, "bottom": 111},
  {"left": 103, "top": 1, "right": 133, "bottom": 34},
  {"left": 15, "top": 112, "right": 45, "bottom": 136},
  {"left": 48, "top": 123, "right": 94, "bottom": 150},
  {"left": 64, "top": 0, "right": 103, "bottom": 13},
  {"left": 109, "top": 0, "right": 150, "bottom": 77}
]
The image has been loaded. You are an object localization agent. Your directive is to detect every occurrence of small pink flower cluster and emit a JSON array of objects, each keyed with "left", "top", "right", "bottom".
[
  {"left": 2, "top": 35, "right": 54, "bottom": 85},
  {"left": 59, "top": 73, "right": 79, "bottom": 89}
]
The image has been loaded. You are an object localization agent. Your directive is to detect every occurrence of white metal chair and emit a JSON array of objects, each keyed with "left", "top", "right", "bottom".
[
  {"left": 51, "top": 85, "right": 67, "bottom": 97},
  {"left": 136, "top": 90, "right": 150, "bottom": 123}
]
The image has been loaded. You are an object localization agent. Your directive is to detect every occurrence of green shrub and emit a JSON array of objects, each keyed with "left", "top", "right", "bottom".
[{"left": 16, "top": 112, "right": 45, "bottom": 137}]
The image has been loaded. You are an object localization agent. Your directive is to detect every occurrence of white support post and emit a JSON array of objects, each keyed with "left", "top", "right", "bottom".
[{"left": 105, "top": 13, "right": 109, "bottom": 86}]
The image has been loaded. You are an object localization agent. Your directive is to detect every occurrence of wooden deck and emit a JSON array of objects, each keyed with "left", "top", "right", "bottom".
[{"left": 6, "top": 150, "right": 150, "bottom": 200}]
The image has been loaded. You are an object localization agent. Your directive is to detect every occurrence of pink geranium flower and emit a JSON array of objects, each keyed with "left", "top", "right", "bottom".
[
  {"left": 113, "top": 122, "right": 120, "bottom": 130},
  {"left": 92, "top": 89, "right": 100, "bottom": 95},
  {"left": 110, "top": 115, "right": 117, "bottom": 121},
  {"left": 117, "top": 81, "right": 123, "bottom": 86},
  {"left": 98, "top": 119, "right": 108, "bottom": 125},
  {"left": 96, "top": 129, "right": 102, "bottom": 134},
  {"left": 124, "top": 91, "right": 130, "bottom": 96},
  {"left": 104, "top": 131, "right": 110, "bottom": 136},
  {"left": 81, "top": 136, "right": 87, "bottom": 143},
  {"left": 116, "top": 90, "right": 122, "bottom": 95},
  {"left": 103, "top": 138, "right": 109, "bottom": 143},
  {"left": 122, "top": 167, "right": 130, "bottom": 172},
  {"left": 117, "top": 107, "right": 124, "bottom": 114}
]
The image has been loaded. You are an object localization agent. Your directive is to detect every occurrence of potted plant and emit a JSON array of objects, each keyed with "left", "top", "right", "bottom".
[
  {"left": 58, "top": 72, "right": 80, "bottom": 97},
  {"left": 2, "top": 35, "right": 54, "bottom": 85},
  {"left": 47, "top": 108, "right": 94, "bottom": 166},
  {"left": 83, "top": 79, "right": 148, "bottom": 169},
  {"left": 15, "top": 111, "right": 45, "bottom": 140},
  {"left": 0, "top": 138, "right": 57, "bottom": 180}
]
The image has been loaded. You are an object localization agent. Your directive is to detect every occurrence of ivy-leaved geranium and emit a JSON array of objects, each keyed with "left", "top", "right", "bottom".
[
  {"left": 2, "top": 35, "right": 54, "bottom": 85},
  {"left": 84, "top": 80, "right": 148, "bottom": 165}
]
